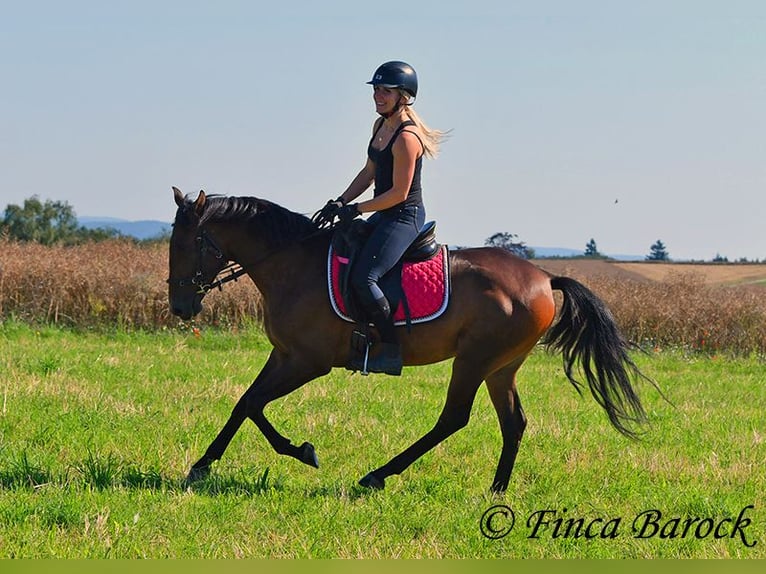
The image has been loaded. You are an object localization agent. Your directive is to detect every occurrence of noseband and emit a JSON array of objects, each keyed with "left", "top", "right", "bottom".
[{"left": 167, "top": 229, "right": 246, "bottom": 294}]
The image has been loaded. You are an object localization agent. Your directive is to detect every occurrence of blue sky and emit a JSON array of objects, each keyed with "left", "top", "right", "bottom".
[{"left": 2, "top": 1, "right": 764, "bottom": 260}]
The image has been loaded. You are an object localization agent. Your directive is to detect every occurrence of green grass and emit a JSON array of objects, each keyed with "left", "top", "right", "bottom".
[{"left": 0, "top": 321, "right": 763, "bottom": 558}]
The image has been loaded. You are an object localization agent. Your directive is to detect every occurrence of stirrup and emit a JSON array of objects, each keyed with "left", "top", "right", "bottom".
[{"left": 348, "top": 329, "right": 372, "bottom": 375}]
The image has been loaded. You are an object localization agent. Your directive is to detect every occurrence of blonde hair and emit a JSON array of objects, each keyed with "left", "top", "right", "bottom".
[{"left": 401, "top": 94, "right": 449, "bottom": 159}]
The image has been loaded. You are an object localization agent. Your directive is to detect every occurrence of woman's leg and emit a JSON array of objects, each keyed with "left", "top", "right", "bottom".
[
  {"left": 351, "top": 206, "right": 422, "bottom": 337},
  {"left": 348, "top": 206, "right": 423, "bottom": 374}
]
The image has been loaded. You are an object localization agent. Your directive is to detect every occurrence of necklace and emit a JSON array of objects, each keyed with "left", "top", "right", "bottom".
[{"left": 377, "top": 121, "right": 397, "bottom": 143}]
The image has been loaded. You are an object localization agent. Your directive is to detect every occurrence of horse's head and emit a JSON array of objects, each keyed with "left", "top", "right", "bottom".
[{"left": 168, "top": 187, "right": 229, "bottom": 320}]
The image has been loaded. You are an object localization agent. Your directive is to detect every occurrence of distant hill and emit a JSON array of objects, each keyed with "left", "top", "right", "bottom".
[
  {"left": 78, "top": 217, "right": 171, "bottom": 240},
  {"left": 450, "top": 244, "right": 643, "bottom": 261},
  {"left": 531, "top": 246, "right": 643, "bottom": 261},
  {"left": 531, "top": 246, "right": 584, "bottom": 258}
]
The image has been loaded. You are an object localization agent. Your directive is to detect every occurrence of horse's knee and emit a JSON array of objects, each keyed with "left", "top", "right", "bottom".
[
  {"left": 438, "top": 408, "right": 471, "bottom": 433},
  {"left": 244, "top": 392, "right": 267, "bottom": 417}
]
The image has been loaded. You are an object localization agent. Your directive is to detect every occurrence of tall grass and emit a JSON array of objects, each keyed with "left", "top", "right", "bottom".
[
  {"left": 561, "top": 270, "right": 766, "bottom": 357},
  {"left": 1, "top": 238, "right": 765, "bottom": 355},
  {"left": 0, "top": 238, "right": 262, "bottom": 329}
]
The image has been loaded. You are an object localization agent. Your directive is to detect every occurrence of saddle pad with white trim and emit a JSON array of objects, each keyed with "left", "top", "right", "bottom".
[{"left": 327, "top": 244, "right": 450, "bottom": 326}]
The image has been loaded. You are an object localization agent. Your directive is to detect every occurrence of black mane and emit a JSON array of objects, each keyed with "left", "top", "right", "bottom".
[{"left": 198, "top": 195, "right": 318, "bottom": 248}]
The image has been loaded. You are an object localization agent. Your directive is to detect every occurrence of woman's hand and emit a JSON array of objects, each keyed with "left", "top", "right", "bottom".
[{"left": 311, "top": 199, "right": 341, "bottom": 229}]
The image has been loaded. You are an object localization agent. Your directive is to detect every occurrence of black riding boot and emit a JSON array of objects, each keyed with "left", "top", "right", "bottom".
[{"left": 349, "top": 296, "right": 403, "bottom": 376}]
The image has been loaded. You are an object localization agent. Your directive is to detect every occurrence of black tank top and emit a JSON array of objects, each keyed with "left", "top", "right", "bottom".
[{"left": 367, "top": 119, "right": 424, "bottom": 209}]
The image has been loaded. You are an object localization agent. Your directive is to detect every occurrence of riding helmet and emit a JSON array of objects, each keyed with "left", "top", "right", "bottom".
[{"left": 367, "top": 61, "right": 418, "bottom": 99}]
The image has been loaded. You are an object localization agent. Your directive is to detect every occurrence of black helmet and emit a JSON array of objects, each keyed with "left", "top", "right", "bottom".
[{"left": 367, "top": 61, "right": 418, "bottom": 99}]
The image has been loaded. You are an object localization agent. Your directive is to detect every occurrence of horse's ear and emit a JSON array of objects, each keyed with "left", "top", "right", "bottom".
[
  {"left": 193, "top": 190, "right": 207, "bottom": 216},
  {"left": 173, "top": 186, "right": 184, "bottom": 207}
]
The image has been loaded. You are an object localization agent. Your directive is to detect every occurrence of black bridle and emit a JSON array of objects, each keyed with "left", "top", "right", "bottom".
[
  {"left": 168, "top": 221, "right": 329, "bottom": 295},
  {"left": 167, "top": 229, "right": 247, "bottom": 294}
]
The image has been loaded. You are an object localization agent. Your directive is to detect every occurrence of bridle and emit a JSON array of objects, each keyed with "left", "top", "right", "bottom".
[
  {"left": 167, "top": 229, "right": 247, "bottom": 295},
  {"left": 168, "top": 221, "right": 329, "bottom": 295}
]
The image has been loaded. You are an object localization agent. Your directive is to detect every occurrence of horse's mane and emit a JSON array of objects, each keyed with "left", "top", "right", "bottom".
[{"left": 198, "top": 195, "right": 319, "bottom": 248}]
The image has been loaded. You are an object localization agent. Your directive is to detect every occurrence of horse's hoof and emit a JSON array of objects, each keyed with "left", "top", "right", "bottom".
[
  {"left": 359, "top": 472, "right": 385, "bottom": 490},
  {"left": 490, "top": 483, "right": 508, "bottom": 497},
  {"left": 184, "top": 464, "right": 211, "bottom": 486},
  {"left": 299, "top": 442, "right": 319, "bottom": 468}
]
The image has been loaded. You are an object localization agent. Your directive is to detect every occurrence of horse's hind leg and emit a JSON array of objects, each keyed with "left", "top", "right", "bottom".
[
  {"left": 359, "top": 357, "right": 484, "bottom": 490},
  {"left": 485, "top": 363, "right": 527, "bottom": 494}
]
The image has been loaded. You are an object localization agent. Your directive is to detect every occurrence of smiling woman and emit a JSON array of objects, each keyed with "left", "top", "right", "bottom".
[{"left": 311, "top": 61, "right": 449, "bottom": 374}]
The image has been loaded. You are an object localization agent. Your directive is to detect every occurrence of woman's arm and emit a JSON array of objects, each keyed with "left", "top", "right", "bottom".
[{"left": 337, "top": 158, "right": 375, "bottom": 205}]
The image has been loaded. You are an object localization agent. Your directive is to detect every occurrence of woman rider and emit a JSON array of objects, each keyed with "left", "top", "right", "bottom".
[{"left": 316, "top": 60, "right": 445, "bottom": 375}]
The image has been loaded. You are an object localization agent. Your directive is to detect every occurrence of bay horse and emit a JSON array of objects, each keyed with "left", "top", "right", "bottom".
[{"left": 168, "top": 187, "right": 655, "bottom": 493}]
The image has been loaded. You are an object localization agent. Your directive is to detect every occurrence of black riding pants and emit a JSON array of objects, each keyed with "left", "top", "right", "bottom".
[{"left": 350, "top": 204, "right": 425, "bottom": 312}]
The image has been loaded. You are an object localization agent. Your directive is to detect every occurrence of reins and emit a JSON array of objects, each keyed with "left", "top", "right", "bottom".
[
  {"left": 201, "top": 262, "right": 249, "bottom": 293},
  {"left": 169, "top": 220, "right": 330, "bottom": 295}
]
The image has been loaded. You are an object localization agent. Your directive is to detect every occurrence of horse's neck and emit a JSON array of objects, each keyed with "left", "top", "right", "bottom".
[{"left": 236, "top": 233, "right": 326, "bottom": 299}]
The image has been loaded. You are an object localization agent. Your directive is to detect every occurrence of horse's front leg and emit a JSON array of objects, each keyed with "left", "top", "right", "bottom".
[
  {"left": 185, "top": 351, "right": 279, "bottom": 484},
  {"left": 185, "top": 350, "right": 328, "bottom": 484}
]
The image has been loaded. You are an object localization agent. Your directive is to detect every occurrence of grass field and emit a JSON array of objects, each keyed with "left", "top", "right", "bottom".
[{"left": 0, "top": 322, "right": 762, "bottom": 558}]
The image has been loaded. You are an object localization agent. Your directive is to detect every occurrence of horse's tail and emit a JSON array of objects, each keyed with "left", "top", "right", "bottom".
[{"left": 543, "top": 276, "right": 654, "bottom": 439}]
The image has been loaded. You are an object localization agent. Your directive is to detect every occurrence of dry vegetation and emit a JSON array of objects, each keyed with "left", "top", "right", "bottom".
[
  {"left": 1, "top": 239, "right": 765, "bottom": 355},
  {"left": 535, "top": 259, "right": 766, "bottom": 356},
  {"left": 0, "top": 239, "right": 262, "bottom": 329}
]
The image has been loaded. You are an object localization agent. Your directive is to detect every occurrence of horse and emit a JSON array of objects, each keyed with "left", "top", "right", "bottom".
[{"left": 168, "top": 187, "right": 656, "bottom": 493}]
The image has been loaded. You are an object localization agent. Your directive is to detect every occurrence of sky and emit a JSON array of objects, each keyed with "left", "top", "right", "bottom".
[{"left": 1, "top": 1, "right": 764, "bottom": 261}]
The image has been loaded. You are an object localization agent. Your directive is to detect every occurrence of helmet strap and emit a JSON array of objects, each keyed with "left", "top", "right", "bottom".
[
  {"left": 378, "top": 102, "right": 399, "bottom": 119},
  {"left": 377, "top": 93, "right": 411, "bottom": 119}
]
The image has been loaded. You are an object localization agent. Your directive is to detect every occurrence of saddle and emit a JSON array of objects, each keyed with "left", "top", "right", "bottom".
[{"left": 327, "top": 220, "right": 450, "bottom": 329}]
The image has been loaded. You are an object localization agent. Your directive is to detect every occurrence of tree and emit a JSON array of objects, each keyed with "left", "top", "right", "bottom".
[
  {"left": 1, "top": 196, "right": 77, "bottom": 244},
  {"left": 485, "top": 232, "right": 535, "bottom": 259},
  {"left": 646, "top": 239, "right": 669, "bottom": 261},
  {"left": 1, "top": 196, "right": 120, "bottom": 245},
  {"left": 584, "top": 238, "right": 601, "bottom": 258}
]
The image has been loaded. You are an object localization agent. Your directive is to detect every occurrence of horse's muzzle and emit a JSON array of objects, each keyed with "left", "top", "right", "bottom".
[{"left": 170, "top": 296, "right": 203, "bottom": 320}]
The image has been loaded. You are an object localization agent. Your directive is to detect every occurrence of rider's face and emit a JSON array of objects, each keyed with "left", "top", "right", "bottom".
[{"left": 373, "top": 86, "right": 404, "bottom": 115}]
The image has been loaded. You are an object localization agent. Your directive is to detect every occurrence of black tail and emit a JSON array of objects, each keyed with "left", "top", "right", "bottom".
[{"left": 543, "top": 276, "right": 655, "bottom": 438}]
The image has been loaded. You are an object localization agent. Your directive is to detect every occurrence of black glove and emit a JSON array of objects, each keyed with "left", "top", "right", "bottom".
[
  {"left": 311, "top": 199, "right": 341, "bottom": 229},
  {"left": 337, "top": 203, "right": 360, "bottom": 225}
]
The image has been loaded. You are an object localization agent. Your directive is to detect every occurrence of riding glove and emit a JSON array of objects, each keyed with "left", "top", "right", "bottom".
[
  {"left": 312, "top": 199, "right": 341, "bottom": 229},
  {"left": 337, "top": 203, "right": 360, "bottom": 225}
]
